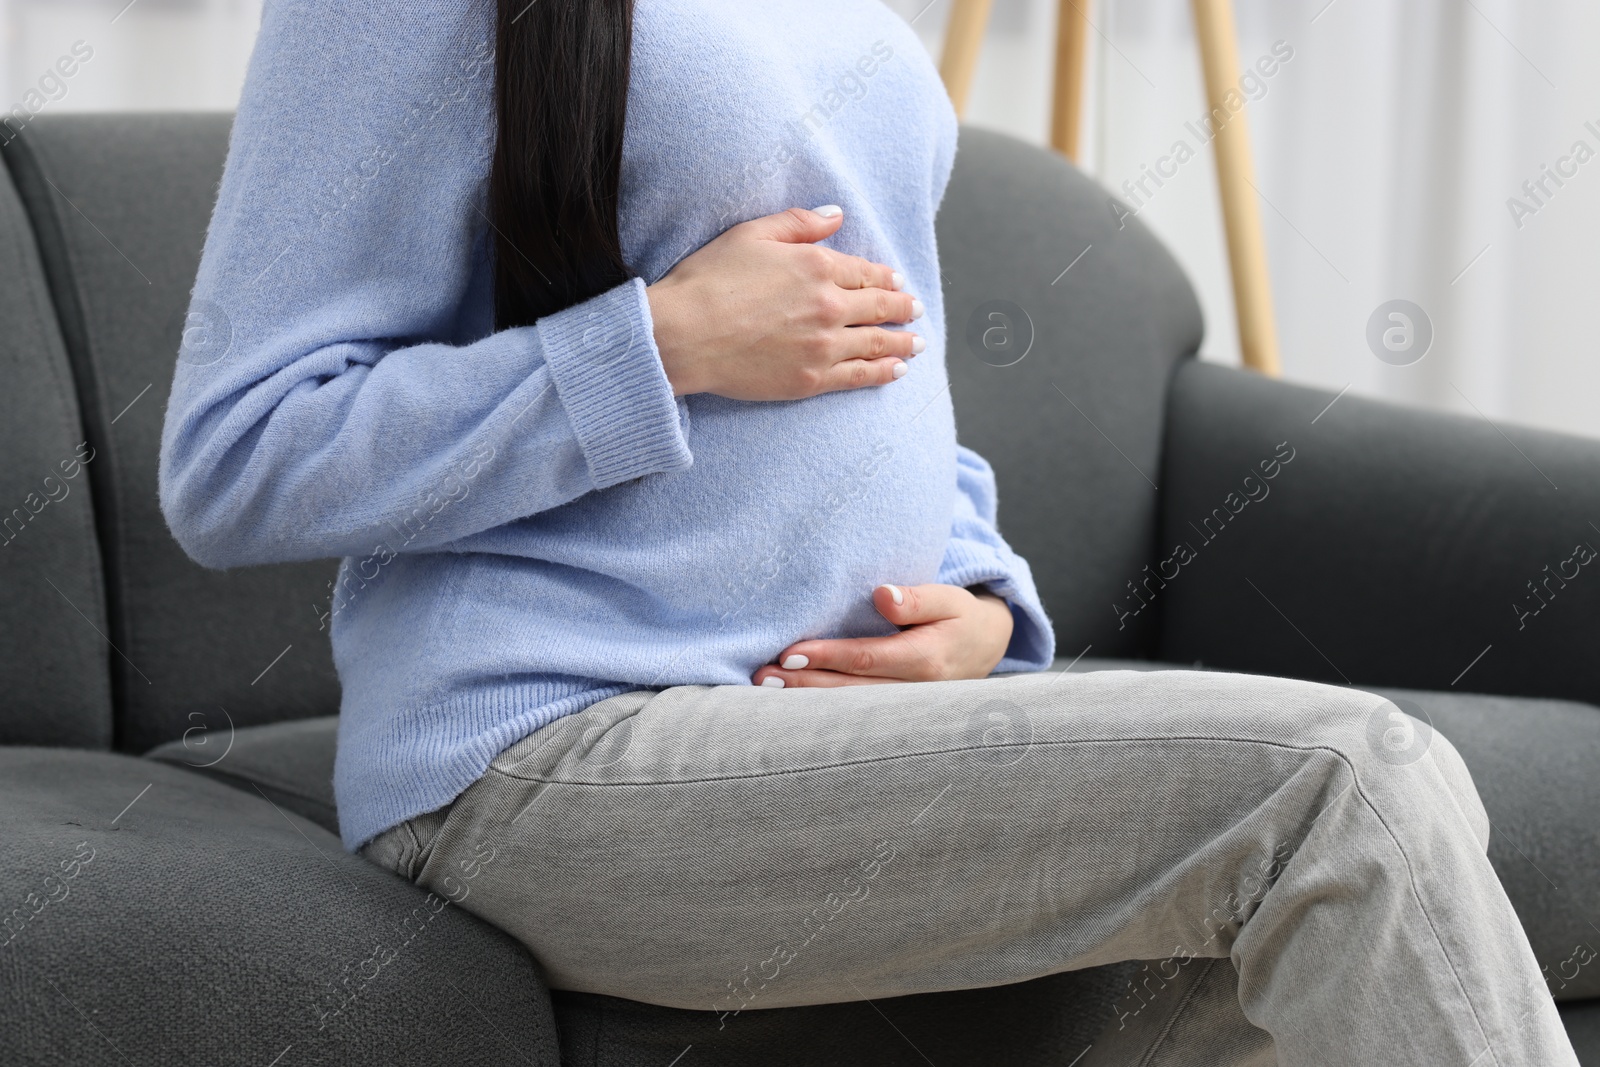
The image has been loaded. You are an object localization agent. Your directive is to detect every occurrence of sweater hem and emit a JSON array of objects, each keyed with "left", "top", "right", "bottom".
[{"left": 338, "top": 682, "right": 641, "bottom": 852}]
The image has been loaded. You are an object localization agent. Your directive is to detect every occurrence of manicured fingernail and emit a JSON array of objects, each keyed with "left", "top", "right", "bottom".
[
  {"left": 782, "top": 654, "right": 809, "bottom": 670},
  {"left": 761, "top": 675, "right": 786, "bottom": 688},
  {"left": 910, "top": 299, "right": 925, "bottom": 320},
  {"left": 890, "top": 270, "right": 905, "bottom": 290},
  {"left": 891, "top": 360, "right": 908, "bottom": 379},
  {"left": 911, "top": 335, "right": 927, "bottom": 354},
  {"left": 879, "top": 583, "right": 904, "bottom": 605},
  {"left": 812, "top": 204, "right": 843, "bottom": 218}
]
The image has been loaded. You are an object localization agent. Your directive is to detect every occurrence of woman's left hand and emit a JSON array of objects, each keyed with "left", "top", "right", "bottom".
[{"left": 752, "top": 584, "right": 1014, "bottom": 688}]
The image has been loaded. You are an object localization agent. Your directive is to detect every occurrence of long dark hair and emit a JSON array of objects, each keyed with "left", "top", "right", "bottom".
[{"left": 489, "top": 0, "right": 636, "bottom": 330}]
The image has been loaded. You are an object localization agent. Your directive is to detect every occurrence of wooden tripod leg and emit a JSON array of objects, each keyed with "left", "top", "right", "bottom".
[
  {"left": 939, "top": 0, "right": 996, "bottom": 119},
  {"left": 1192, "top": 0, "right": 1282, "bottom": 376},
  {"left": 1051, "top": 0, "right": 1092, "bottom": 160}
]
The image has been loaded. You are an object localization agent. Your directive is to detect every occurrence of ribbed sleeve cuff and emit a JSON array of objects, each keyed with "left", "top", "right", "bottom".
[
  {"left": 538, "top": 276, "right": 693, "bottom": 489},
  {"left": 937, "top": 538, "right": 1056, "bottom": 673}
]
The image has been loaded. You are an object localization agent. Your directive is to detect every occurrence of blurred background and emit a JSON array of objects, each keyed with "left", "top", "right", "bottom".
[{"left": 4, "top": 0, "right": 1596, "bottom": 438}]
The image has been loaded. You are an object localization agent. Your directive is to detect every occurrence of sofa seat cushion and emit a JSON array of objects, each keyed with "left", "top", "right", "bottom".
[
  {"left": 1561, "top": 999, "right": 1600, "bottom": 1063},
  {"left": 0, "top": 748, "right": 557, "bottom": 1067},
  {"left": 146, "top": 714, "right": 338, "bottom": 835}
]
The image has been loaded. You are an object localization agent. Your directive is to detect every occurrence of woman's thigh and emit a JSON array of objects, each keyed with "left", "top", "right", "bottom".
[{"left": 403, "top": 668, "right": 1485, "bottom": 1018}]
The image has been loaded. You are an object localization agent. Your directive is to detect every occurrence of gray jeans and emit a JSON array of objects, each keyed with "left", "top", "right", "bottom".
[{"left": 359, "top": 669, "right": 1577, "bottom": 1065}]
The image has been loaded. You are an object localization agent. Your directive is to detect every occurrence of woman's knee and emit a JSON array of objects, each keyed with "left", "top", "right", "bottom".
[
  {"left": 1278, "top": 682, "right": 1491, "bottom": 852},
  {"left": 1406, "top": 717, "right": 1492, "bottom": 850}
]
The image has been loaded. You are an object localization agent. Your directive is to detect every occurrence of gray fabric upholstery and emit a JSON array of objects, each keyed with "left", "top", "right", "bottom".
[
  {"left": 1565, "top": 1000, "right": 1600, "bottom": 1065},
  {"left": 547, "top": 963, "right": 1139, "bottom": 1066},
  {"left": 146, "top": 714, "right": 338, "bottom": 834},
  {"left": 1, "top": 115, "right": 340, "bottom": 754},
  {"left": 0, "top": 747, "right": 559, "bottom": 1067},
  {"left": 1158, "top": 359, "right": 1600, "bottom": 708},
  {"left": 939, "top": 126, "right": 1203, "bottom": 662},
  {"left": 1057, "top": 656, "right": 1185, "bottom": 673},
  {"left": 0, "top": 141, "right": 111, "bottom": 748}
]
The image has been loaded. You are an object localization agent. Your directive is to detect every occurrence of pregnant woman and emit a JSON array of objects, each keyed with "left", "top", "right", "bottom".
[{"left": 158, "top": 1, "right": 1575, "bottom": 1063}]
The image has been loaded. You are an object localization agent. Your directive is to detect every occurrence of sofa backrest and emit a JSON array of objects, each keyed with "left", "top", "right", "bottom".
[
  {"left": 2, "top": 115, "right": 340, "bottom": 754},
  {"left": 0, "top": 117, "right": 1202, "bottom": 754},
  {"left": 937, "top": 127, "right": 1202, "bottom": 660}
]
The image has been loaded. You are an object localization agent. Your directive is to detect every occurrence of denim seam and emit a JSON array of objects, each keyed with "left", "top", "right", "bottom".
[
  {"left": 483, "top": 734, "right": 1353, "bottom": 788},
  {"left": 1348, "top": 766, "right": 1499, "bottom": 1064}
]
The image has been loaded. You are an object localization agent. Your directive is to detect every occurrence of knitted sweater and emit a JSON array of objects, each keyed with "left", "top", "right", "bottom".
[{"left": 158, "top": 0, "right": 1056, "bottom": 852}]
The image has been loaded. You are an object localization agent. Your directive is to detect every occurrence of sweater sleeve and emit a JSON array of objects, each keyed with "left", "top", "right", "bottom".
[
  {"left": 935, "top": 444, "right": 1056, "bottom": 672},
  {"left": 157, "top": 0, "right": 692, "bottom": 570}
]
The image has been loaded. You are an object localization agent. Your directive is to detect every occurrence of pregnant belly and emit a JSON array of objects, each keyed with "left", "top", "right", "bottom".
[
  {"left": 517, "top": 389, "right": 952, "bottom": 625},
  {"left": 343, "top": 383, "right": 961, "bottom": 699}
]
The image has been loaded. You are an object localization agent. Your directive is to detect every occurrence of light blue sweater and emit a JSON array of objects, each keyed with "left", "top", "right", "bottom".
[{"left": 159, "top": 0, "right": 1055, "bottom": 852}]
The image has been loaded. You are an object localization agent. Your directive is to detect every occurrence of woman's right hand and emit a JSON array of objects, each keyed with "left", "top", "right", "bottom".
[{"left": 645, "top": 206, "right": 926, "bottom": 401}]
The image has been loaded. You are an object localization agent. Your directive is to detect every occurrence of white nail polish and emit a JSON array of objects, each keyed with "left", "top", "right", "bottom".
[
  {"left": 782, "top": 654, "right": 809, "bottom": 670},
  {"left": 891, "top": 361, "right": 908, "bottom": 379},
  {"left": 761, "top": 675, "right": 786, "bottom": 688},
  {"left": 879, "top": 584, "right": 904, "bottom": 605},
  {"left": 910, "top": 299, "right": 925, "bottom": 320},
  {"left": 812, "top": 204, "right": 843, "bottom": 218},
  {"left": 890, "top": 271, "right": 905, "bottom": 290},
  {"left": 911, "top": 335, "right": 927, "bottom": 354}
]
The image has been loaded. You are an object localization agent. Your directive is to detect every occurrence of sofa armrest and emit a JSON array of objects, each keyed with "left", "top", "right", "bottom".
[{"left": 1154, "top": 361, "right": 1600, "bottom": 705}]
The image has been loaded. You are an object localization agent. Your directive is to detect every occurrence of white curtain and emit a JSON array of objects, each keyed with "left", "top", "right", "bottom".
[
  {"left": 1, "top": 0, "right": 261, "bottom": 115},
  {"left": 889, "top": 0, "right": 1600, "bottom": 441}
]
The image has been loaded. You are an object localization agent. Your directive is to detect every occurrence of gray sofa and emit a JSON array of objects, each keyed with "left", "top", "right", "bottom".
[{"left": 1, "top": 114, "right": 1595, "bottom": 1065}]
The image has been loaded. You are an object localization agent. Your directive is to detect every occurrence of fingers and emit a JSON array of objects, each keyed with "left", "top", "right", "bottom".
[
  {"left": 833, "top": 287, "right": 923, "bottom": 328},
  {"left": 816, "top": 356, "right": 909, "bottom": 393},
  {"left": 766, "top": 631, "right": 946, "bottom": 683},
  {"left": 825, "top": 249, "right": 903, "bottom": 293},
  {"left": 805, "top": 323, "right": 927, "bottom": 395},
  {"left": 731, "top": 205, "right": 927, "bottom": 399},
  {"left": 752, "top": 667, "right": 904, "bottom": 689},
  {"left": 842, "top": 324, "right": 925, "bottom": 360},
  {"left": 871, "top": 583, "right": 969, "bottom": 626},
  {"left": 748, "top": 206, "right": 909, "bottom": 300},
  {"left": 754, "top": 585, "right": 989, "bottom": 688},
  {"left": 746, "top": 205, "right": 847, "bottom": 245}
]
